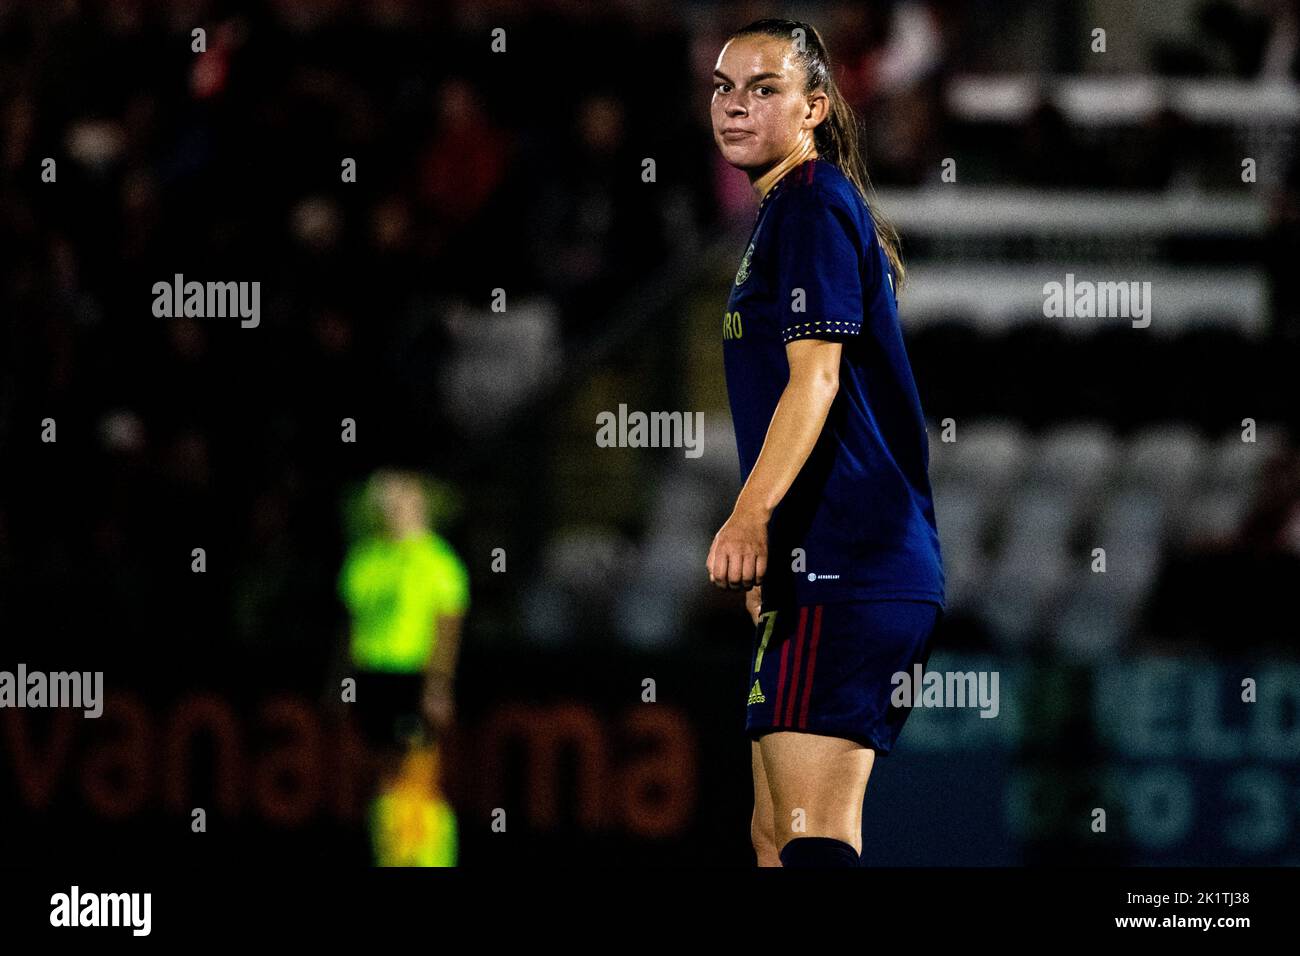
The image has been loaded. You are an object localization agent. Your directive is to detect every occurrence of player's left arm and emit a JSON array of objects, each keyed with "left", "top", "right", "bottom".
[
  {"left": 427, "top": 613, "right": 462, "bottom": 683},
  {"left": 421, "top": 545, "right": 469, "bottom": 728},
  {"left": 706, "top": 338, "right": 841, "bottom": 590}
]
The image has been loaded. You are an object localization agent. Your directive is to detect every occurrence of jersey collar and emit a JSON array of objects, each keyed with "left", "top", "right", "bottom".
[{"left": 758, "top": 157, "right": 816, "bottom": 213}]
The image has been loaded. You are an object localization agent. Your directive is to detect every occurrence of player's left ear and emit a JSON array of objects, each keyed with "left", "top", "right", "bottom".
[{"left": 805, "top": 89, "right": 830, "bottom": 126}]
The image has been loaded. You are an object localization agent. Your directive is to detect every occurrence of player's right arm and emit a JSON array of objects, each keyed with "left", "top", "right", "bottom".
[{"left": 707, "top": 338, "right": 842, "bottom": 591}]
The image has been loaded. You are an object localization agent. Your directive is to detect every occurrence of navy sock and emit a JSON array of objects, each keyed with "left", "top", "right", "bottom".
[{"left": 778, "top": 836, "right": 861, "bottom": 867}]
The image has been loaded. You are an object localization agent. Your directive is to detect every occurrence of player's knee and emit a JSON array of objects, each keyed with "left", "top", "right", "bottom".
[
  {"left": 752, "top": 834, "right": 780, "bottom": 866},
  {"left": 751, "top": 807, "right": 779, "bottom": 865}
]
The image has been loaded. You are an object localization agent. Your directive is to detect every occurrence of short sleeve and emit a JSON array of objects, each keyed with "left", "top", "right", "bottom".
[
  {"left": 773, "top": 188, "right": 867, "bottom": 344},
  {"left": 338, "top": 543, "right": 372, "bottom": 612}
]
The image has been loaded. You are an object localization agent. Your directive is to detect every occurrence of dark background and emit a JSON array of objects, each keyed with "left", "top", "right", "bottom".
[{"left": 2, "top": 0, "right": 1299, "bottom": 865}]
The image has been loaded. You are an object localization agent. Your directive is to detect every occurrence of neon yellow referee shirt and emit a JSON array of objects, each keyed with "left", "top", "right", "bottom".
[{"left": 339, "top": 529, "right": 469, "bottom": 674}]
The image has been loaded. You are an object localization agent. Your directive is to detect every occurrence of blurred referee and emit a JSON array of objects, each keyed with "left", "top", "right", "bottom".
[
  {"left": 706, "top": 19, "right": 945, "bottom": 867},
  {"left": 339, "top": 469, "right": 468, "bottom": 865}
]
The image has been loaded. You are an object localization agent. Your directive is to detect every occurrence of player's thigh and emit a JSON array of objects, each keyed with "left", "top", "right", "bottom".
[
  {"left": 759, "top": 730, "right": 875, "bottom": 850},
  {"left": 750, "top": 739, "right": 776, "bottom": 843}
]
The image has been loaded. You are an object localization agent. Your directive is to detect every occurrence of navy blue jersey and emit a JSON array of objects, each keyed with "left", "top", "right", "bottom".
[{"left": 722, "top": 157, "right": 944, "bottom": 609}]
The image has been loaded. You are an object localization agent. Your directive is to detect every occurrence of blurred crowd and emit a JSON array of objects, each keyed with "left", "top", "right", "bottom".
[{"left": 1, "top": 0, "right": 1298, "bottom": 689}]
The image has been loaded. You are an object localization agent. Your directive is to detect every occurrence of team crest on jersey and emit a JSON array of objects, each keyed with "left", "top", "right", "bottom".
[{"left": 734, "top": 240, "right": 755, "bottom": 287}]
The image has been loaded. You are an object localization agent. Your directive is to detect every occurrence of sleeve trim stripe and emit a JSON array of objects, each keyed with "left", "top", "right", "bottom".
[{"left": 781, "top": 319, "right": 862, "bottom": 342}]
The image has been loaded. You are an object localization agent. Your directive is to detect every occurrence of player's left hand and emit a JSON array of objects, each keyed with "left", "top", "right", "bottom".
[
  {"left": 745, "top": 585, "right": 763, "bottom": 626},
  {"left": 707, "top": 507, "right": 768, "bottom": 590}
]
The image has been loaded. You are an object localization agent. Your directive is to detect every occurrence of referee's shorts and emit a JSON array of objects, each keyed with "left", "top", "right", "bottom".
[
  {"left": 351, "top": 669, "right": 425, "bottom": 751},
  {"left": 744, "top": 600, "right": 943, "bottom": 754}
]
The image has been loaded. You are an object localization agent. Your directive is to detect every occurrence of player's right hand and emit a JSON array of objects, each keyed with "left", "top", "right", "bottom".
[
  {"left": 746, "top": 585, "right": 762, "bottom": 627},
  {"left": 706, "top": 506, "right": 768, "bottom": 590}
]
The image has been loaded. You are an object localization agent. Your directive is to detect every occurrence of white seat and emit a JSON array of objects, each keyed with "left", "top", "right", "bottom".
[
  {"left": 977, "top": 546, "right": 1070, "bottom": 647},
  {"left": 613, "top": 585, "right": 683, "bottom": 649},
  {"left": 1094, "top": 488, "right": 1167, "bottom": 552},
  {"left": 932, "top": 480, "right": 994, "bottom": 554},
  {"left": 1204, "top": 424, "right": 1286, "bottom": 490},
  {"left": 1171, "top": 487, "right": 1249, "bottom": 547},
  {"left": 439, "top": 297, "right": 562, "bottom": 430},
  {"left": 1049, "top": 576, "right": 1136, "bottom": 661},
  {"left": 542, "top": 527, "right": 631, "bottom": 596},
  {"left": 521, "top": 581, "right": 578, "bottom": 645},
  {"left": 1028, "top": 421, "right": 1119, "bottom": 495},
  {"left": 932, "top": 418, "right": 1031, "bottom": 496},
  {"left": 684, "top": 415, "right": 740, "bottom": 483},
  {"left": 999, "top": 483, "right": 1080, "bottom": 553},
  {"left": 638, "top": 529, "right": 713, "bottom": 591},
  {"left": 939, "top": 542, "right": 984, "bottom": 612},
  {"left": 645, "top": 472, "right": 719, "bottom": 534},
  {"left": 1119, "top": 423, "right": 1205, "bottom": 494},
  {"left": 1084, "top": 541, "right": 1161, "bottom": 602}
]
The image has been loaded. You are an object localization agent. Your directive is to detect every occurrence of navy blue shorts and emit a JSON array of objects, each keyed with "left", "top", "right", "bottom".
[{"left": 745, "top": 600, "right": 943, "bottom": 754}]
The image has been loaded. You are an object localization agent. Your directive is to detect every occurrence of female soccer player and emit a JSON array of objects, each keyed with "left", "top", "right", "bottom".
[{"left": 705, "top": 19, "right": 945, "bottom": 867}]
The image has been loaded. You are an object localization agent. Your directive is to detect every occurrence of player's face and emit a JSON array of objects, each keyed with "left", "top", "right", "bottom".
[
  {"left": 711, "top": 36, "right": 814, "bottom": 172},
  {"left": 375, "top": 474, "right": 425, "bottom": 534}
]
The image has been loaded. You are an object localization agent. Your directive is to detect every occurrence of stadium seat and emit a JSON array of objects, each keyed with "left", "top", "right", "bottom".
[
  {"left": 978, "top": 546, "right": 1070, "bottom": 647},
  {"left": 998, "top": 483, "right": 1082, "bottom": 555},
  {"left": 1204, "top": 425, "right": 1284, "bottom": 490},
  {"left": 1170, "top": 487, "right": 1249, "bottom": 547},
  {"left": 1049, "top": 576, "right": 1139, "bottom": 661},
  {"left": 1093, "top": 488, "right": 1167, "bottom": 552},
  {"left": 1119, "top": 423, "right": 1204, "bottom": 495},
  {"left": 932, "top": 479, "right": 995, "bottom": 554},
  {"left": 1028, "top": 421, "right": 1118, "bottom": 495},
  {"left": 932, "top": 418, "right": 1032, "bottom": 496}
]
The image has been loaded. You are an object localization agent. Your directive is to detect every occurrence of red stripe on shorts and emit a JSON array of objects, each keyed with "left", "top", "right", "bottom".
[
  {"left": 797, "top": 605, "right": 823, "bottom": 728},
  {"left": 773, "top": 607, "right": 804, "bottom": 722},
  {"left": 783, "top": 607, "right": 808, "bottom": 726}
]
